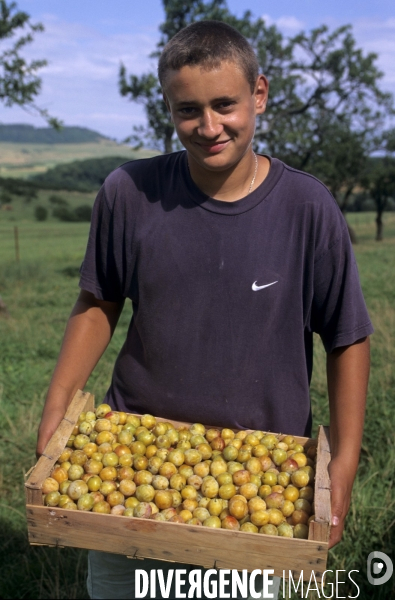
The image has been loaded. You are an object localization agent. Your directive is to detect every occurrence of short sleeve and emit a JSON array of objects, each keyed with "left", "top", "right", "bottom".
[
  {"left": 79, "top": 185, "right": 126, "bottom": 302},
  {"left": 311, "top": 225, "right": 373, "bottom": 353}
]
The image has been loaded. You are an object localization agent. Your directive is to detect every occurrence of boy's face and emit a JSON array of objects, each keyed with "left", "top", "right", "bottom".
[{"left": 163, "top": 61, "right": 268, "bottom": 173}]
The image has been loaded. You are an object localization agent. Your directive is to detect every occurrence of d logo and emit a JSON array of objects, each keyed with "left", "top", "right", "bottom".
[{"left": 367, "top": 551, "right": 393, "bottom": 586}]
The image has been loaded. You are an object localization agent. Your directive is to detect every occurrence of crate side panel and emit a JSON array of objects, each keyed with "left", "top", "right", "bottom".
[{"left": 26, "top": 506, "right": 328, "bottom": 580}]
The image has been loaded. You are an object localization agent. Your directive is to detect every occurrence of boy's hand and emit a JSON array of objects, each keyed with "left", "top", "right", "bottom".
[
  {"left": 36, "top": 405, "right": 66, "bottom": 459},
  {"left": 327, "top": 457, "right": 354, "bottom": 548}
]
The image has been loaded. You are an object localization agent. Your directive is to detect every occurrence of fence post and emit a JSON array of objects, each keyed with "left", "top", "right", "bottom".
[{"left": 14, "top": 226, "right": 20, "bottom": 263}]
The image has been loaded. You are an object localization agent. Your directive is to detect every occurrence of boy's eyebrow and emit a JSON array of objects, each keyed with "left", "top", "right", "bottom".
[{"left": 175, "top": 95, "right": 238, "bottom": 106}]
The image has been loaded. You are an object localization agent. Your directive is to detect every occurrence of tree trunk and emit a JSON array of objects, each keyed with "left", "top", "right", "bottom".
[
  {"left": 375, "top": 211, "right": 383, "bottom": 241},
  {"left": 347, "top": 222, "right": 358, "bottom": 244},
  {"left": 340, "top": 206, "right": 358, "bottom": 244},
  {"left": 374, "top": 196, "right": 387, "bottom": 241},
  {"left": 334, "top": 188, "right": 358, "bottom": 245},
  {"left": 164, "top": 126, "right": 174, "bottom": 154}
]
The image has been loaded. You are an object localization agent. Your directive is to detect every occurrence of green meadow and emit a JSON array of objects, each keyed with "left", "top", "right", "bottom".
[{"left": 0, "top": 211, "right": 394, "bottom": 598}]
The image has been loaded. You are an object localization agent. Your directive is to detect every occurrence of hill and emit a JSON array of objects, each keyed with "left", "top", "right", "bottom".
[
  {"left": 0, "top": 141, "right": 157, "bottom": 179},
  {"left": 30, "top": 156, "right": 133, "bottom": 192},
  {"left": 0, "top": 123, "right": 108, "bottom": 144}
]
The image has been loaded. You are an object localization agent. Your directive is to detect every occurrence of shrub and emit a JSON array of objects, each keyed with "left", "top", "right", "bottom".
[
  {"left": 73, "top": 204, "right": 92, "bottom": 222},
  {"left": 0, "top": 191, "right": 13, "bottom": 204},
  {"left": 52, "top": 206, "right": 76, "bottom": 222},
  {"left": 49, "top": 195, "right": 69, "bottom": 206},
  {"left": 52, "top": 204, "right": 92, "bottom": 222},
  {"left": 34, "top": 206, "right": 48, "bottom": 221}
]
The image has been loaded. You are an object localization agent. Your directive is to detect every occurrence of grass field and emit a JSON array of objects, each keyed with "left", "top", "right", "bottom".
[
  {"left": 0, "top": 210, "right": 394, "bottom": 598},
  {"left": 0, "top": 141, "right": 157, "bottom": 179},
  {"left": 0, "top": 189, "right": 97, "bottom": 223}
]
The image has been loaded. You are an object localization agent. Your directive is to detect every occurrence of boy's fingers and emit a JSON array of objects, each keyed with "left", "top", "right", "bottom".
[
  {"left": 36, "top": 413, "right": 65, "bottom": 459},
  {"left": 329, "top": 486, "right": 345, "bottom": 548},
  {"left": 328, "top": 513, "right": 345, "bottom": 549},
  {"left": 36, "top": 429, "right": 56, "bottom": 458},
  {"left": 36, "top": 435, "right": 51, "bottom": 459},
  {"left": 327, "top": 460, "right": 353, "bottom": 549}
]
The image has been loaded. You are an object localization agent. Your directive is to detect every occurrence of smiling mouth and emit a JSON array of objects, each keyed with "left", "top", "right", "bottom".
[{"left": 196, "top": 140, "right": 231, "bottom": 152}]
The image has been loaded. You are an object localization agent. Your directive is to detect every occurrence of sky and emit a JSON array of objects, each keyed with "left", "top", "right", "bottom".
[{"left": 1, "top": 0, "right": 395, "bottom": 141}]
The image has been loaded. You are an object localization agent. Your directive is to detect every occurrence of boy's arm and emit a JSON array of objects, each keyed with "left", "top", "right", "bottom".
[
  {"left": 36, "top": 289, "right": 124, "bottom": 457},
  {"left": 326, "top": 336, "right": 370, "bottom": 548}
]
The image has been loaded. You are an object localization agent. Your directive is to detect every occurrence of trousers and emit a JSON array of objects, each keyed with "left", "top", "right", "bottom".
[{"left": 87, "top": 551, "right": 281, "bottom": 599}]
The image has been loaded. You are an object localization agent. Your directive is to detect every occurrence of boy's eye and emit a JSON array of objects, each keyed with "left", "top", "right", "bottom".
[
  {"left": 178, "top": 107, "right": 198, "bottom": 116},
  {"left": 216, "top": 101, "right": 234, "bottom": 109}
]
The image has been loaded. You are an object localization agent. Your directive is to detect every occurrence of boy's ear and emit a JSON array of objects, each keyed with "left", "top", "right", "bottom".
[{"left": 255, "top": 74, "right": 269, "bottom": 115}]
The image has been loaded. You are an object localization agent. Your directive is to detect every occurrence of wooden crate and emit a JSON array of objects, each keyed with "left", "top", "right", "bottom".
[{"left": 25, "top": 390, "right": 331, "bottom": 581}]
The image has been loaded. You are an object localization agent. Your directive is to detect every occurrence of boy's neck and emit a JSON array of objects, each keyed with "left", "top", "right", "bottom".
[{"left": 187, "top": 152, "right": 270, "bottom": 202}]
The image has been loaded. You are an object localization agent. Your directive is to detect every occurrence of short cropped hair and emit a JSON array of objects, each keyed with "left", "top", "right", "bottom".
[{"left": 158, "top": 21, "right": 259, "bottom": 93}]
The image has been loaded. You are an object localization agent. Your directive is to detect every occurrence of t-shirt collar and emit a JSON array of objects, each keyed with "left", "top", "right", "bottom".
[{"left": 180, "top": 151, "right": 284, "bottom": 215}]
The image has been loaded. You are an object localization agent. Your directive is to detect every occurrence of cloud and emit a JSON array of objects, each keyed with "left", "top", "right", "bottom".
[
  {"left": 276, "top": 16, "right": 305, "bottom": 31},
  {"left": 27, "top": 16, "right": 156, "bottom": 79},
  {"left": 354, "top": 17, "right": 395, "bottom": 31},
  {"left": 261, "top": 14, "right": 305, "bottom": 31},
  {"left": 353, "top": 18, "right": 395, "bottom": 88}
]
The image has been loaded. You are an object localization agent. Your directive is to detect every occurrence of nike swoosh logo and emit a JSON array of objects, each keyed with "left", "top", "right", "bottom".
[{"left": 252, "top": 280, "right": 278, "bottom": 291}]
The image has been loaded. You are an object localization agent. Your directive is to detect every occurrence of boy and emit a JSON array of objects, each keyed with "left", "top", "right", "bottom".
[{"left": 37, "top": 21, "right": 372, "bottom": 600}]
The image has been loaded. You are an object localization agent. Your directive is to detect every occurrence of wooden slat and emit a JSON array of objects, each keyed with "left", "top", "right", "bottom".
[
  {"left": 308, "top": 425, "right": 331, "bottom": 543},
  {"left": 62, "top": 389, "right": 95, "bottom": 426},
  {"left": 309, "top": 521, "right": 330, "bottom": 544},
  {"left": 314, "top": 426, "right": 331, "bottom": 523},
  {"left": 25, "top": 487, "right": 43, "bottom": 505},
  {"left": 26, "top": 506, "right": 328, "bottom": 581},
  {"left": 25, "top": 390, "right": 94, "bottom": 494}
]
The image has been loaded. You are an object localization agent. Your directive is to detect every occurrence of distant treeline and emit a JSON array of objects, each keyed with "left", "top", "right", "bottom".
[
  {"left": 0, "top": 177, "right": 38, "bottom": 202},
  {"left": 1, "top": 155, "right": 394, "bottom": 215},
  {"left": 0, "top": 123, "right": 107, "bottom": 144},
  {"left": 30, "top": 156, "right": 133, "bottom": 192}
]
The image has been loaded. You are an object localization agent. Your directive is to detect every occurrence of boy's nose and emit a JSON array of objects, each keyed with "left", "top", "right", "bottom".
[{"left": 197, "top": 110, "right": 223, "bottom": 138}]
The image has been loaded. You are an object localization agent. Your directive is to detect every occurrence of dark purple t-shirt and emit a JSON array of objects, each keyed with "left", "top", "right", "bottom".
[{"left": 79, "top": 152, "right": 373, "bottom": 436}]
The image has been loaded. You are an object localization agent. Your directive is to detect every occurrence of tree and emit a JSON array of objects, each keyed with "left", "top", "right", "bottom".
[
  {"left": 118, "top": 69, "right": 174, "bottom": 152},
  {"left": 301, "top": 117, "right": 371, "bottom": 243},
  {"left": 361, "top": 135, "right": 395, "bottom": 241},
  {"left": 304, "top": 120, "right": 367, "bottom": 205},
  {"left": 246, "top": 23, "right": 393, "bottom": 244},
  {"left": 0, "top": 0, "right": 59, "bottom": 126},
  {"left": 254, "top": 25, "right": 392, "bottom": 164}
]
